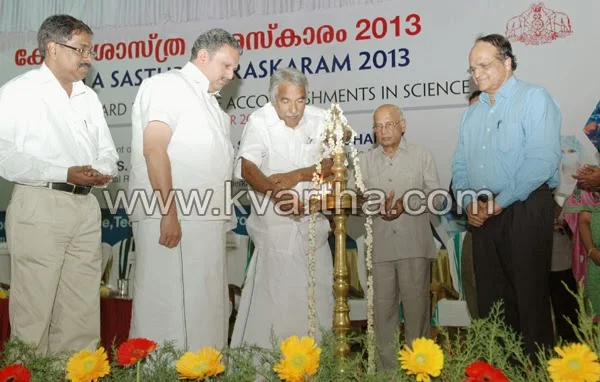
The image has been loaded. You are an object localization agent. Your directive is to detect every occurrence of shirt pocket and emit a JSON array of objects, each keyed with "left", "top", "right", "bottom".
[
  {"left": 493, "top": 119, "right": 522, "bottom": 154},
  {"left": 396, "top": 169, "right": 421, "bottom": 190},
  {"left": 75, "top": 108, "right": 99, "bottom": 153},
  {"left": 83, "top": 118, "right": 99, "bottom": 150},
  {"left": 267, "top": 146, "right": 294, "bottom": 174},
  {"left": 300, "top": 141, "right": 321, "bottom": 166}
]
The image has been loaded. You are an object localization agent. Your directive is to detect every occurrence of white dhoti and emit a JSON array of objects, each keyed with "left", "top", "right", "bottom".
[
  {"left": 129, "top": 218, "right": 228, "bottom": 351},
  {"left": 230, "top": 102, "right": 335, "bottom": 348},
  {"left": 231, "top": 217, "right": 334, "bottom": 348}
]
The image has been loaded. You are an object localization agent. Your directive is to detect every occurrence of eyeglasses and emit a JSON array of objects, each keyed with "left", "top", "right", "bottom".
[
  {"left": 55, "top": 42, "right": 97, "bottom": 59},
  {"left": 467, "top": 57, "right": 501, "bottom": 76},
  {"left": 373, "top": 120, "right": 402, "bottom": 132}
]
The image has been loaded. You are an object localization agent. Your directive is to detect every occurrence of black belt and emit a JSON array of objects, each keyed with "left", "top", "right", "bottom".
[{"left": 46, "top": 182, "right": 92, "bottom": 195}]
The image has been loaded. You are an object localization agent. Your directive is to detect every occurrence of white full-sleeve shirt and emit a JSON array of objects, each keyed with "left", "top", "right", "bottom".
[
  {"left": 233, "top": 103, "right": 331, "bottom": 251},
  {"left": 0, "top": 63, "right": 118, "bottom": 186}
]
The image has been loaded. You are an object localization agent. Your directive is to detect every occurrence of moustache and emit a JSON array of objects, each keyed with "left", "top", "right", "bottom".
[
  {"left": 286, "top": 113, "right": 300, "bottom": 118},
  {"left": 79, "top": 63, "right": 91, "bottom": 69}
]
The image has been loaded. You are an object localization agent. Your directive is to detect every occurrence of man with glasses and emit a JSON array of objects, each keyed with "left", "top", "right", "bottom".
[
  {"left": 451, "top": 34, "right": 561, "bottom": 359},
  {"left": 356, "top": 104, "right": 440, "bottom": 371},
  {"left": 0, "top": 15, "right": 118, "bottom": 354}
]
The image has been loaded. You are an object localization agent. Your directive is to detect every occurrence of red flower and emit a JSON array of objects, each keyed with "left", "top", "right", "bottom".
[
  {"left": 464, "top": 360, "right": 509, "bottom": 382},
  {"left": 0, "top": 364, "right": 31, "bottom": 382},
  {"left": 116, "top": 338, "right": 158, "bottom": 366}
]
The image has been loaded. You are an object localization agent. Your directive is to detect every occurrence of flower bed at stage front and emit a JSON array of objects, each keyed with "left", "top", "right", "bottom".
[{"left": 2, "top": 288, "right": 600, "bottom": 382}]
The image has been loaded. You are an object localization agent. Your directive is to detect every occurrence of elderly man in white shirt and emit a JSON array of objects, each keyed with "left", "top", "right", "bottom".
[
  {"left": 128, "top": 28, "right": 241, "bottom": 351},
  {"left": 0, "top": 15, "right": 118, "bottom": 355},
  {"left": 230, "top": 68, "right": 334, "bottom": 349}
]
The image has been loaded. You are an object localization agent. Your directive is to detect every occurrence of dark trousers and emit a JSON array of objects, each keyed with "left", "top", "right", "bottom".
[
  {"left": 472, "top": 187, "right": 554, "bottom": 359},
  {"left": 549, "top": 269, "right": 579, "bottom": 343}
]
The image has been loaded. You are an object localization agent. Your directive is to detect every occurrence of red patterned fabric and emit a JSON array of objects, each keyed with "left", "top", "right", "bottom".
[
  {"left": 100, "top": 297, "right": 133, "bottom": 360},
  {"left": 0, "top": 297, "right": 132, "bottom": 359},
  {"left": 0, "top": 299, "right": 9, "bottom": 354}
]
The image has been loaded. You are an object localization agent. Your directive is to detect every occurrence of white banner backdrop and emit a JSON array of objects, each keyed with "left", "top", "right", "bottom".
[
  {"left": 0, "top": 0, "right": 598, "bottom": 321},
  {"left": 1, "top": 0, "right": 598, "bottom": 199}
]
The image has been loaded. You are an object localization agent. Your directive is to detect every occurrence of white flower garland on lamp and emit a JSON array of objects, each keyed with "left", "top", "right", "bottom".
[
  {"left": 307, "top": 113, "right": 329, "bottom": 339},
  {"left": 308, "top": 104, "right": 375, "bottom": 374},
  {"left": 307, "top": 165, "right": 321, "bottom": 339},
  {"left": 347, "top": 129, "right": 375, "bottom": 374}
]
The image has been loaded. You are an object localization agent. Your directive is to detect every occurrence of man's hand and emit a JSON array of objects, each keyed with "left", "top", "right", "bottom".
[
  {"left": 467, "top": 198, "right": 502, "bottom": 227},
  {"left": 491, "top": 199, "right": 503, "bottom": 215},
  {"left": 268, "top": 170, "right": 301, "bottom": 190},
  {"left": 481, "top": 199, "right": 503, "bottom": 216},
  {"left": 573, "top": 165, "right": 600, "bottom": 190},
  {"left": 159, "top": 213, "right": 182, "bottom": 248},
  {"left": 381, "top": 191, "right": 405, "bottom": 221},
  {"left": 67, "top": 165, "right": 112, "bottom": 186},
  {"left": 86, "top": 168, "right": 114, "bottom": 186},
  {"left": 467, "top": 201, "right": 488, "bottom": 227},
  {"left": 320, "top": 158, "right": 333, "bottom": 176},
  {"left": 273, "top": 190, "right": 304, "bottom": 214}
]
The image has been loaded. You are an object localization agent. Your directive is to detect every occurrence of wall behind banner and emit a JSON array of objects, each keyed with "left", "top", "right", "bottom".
[{"left": 0, "top": 0, "right": 599, "bottom": 210}]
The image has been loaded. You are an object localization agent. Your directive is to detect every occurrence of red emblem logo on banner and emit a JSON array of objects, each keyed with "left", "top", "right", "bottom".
[{"left": 505, "top": 3, "right": 572, "bottom": 45}]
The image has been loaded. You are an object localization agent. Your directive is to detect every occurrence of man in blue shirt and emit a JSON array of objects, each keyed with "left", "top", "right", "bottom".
[{"left": 452, "top": 34, "right": 561, "bottom": 358}]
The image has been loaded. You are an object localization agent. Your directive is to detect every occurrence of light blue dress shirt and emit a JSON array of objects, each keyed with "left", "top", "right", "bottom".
[{"left": 451, "top": 75, "right": 561, "bottom": 209}]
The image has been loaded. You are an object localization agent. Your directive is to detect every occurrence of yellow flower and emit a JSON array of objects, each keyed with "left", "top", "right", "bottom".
[
  {"left": 0, "top": 289, "right": 7, "bottom": 299},
  {"left": 273, "top": 336, "right": 321, "bottom": 382},
  {"left": 99, "top": 285, "right": 110, "bottom": 298},
  {"left": 66, "top": 347, "right": 110, "bottom": 382},
  {"left": 548, "top": 343, "right": 600, "bottom": 382},
  {"left": 399, "top": 338, "right": 444, "bottom": 382},
  {"left": 176, "top": 347, "right": 225, "bottom": 380}
]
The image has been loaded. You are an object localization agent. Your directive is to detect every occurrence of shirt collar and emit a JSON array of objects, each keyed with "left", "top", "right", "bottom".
[
  {"left": 264, "top": 102, "right": 308, "bottom": 129},
  {"left": 39, "top": 62, "right": 87, "bottom": 97},
  {"left": 398, "top": 138, "right": 408, "bottom": 152},
  {"left": 180, "top": 62, "right": 220, "bottom": 97},
  {"left": 479, "top": 75, "right": 518, "bottom": 105},
  {"left": 377, "top": 138, "right": 407, "bottom": 159}
]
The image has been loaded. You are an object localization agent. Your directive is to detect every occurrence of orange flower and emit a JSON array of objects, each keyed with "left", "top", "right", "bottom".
[
  {"left": 0, "top": 364, "right": 31, "bottom": 382},
  {"left": 116, "top": 338, "right": 158, "bottom": 366}
]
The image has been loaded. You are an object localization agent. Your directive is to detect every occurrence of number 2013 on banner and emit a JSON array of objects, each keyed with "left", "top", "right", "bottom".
[
  {"left": 358, "top": 48, "right": 410, "bottom": 70},
  {"left": 355, "top": 14, "right": 421, "bottom": 40}
]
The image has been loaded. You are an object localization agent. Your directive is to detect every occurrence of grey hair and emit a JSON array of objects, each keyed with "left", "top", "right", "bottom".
[
  {"left": 190, "top": 28, "right": 242, "bottom": 61},
  {"left": 374, "top": 104, "right": 405, "bottom": 121},
  {"left": 476, "top": 34, "right": 517, "bottom": 71},
  {"left": 37, "top": 15, "right": 93, "bottom": 58},
  {"left": 268, "top": 68, "right": 308, "bottom": 103},
  {"left": 390, "top": 105, "right": 405, "bottom": 120}
]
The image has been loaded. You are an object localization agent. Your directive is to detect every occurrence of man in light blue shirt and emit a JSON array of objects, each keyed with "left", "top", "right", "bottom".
[{"left": 451, "top": 34, "right": 561, "bottom": 359}]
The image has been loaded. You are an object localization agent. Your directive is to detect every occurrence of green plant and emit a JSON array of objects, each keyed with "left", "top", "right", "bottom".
[{"left": 2, "top": 284, "right": 599, "bottom": 381}]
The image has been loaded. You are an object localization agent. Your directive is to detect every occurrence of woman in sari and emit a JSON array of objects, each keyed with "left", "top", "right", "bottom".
[
  {"left": 562, "top": 187, "right": 600, "bottom": 317},
  {"left": 562, "top": 101, "right": 600, "bottom": 317}
]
